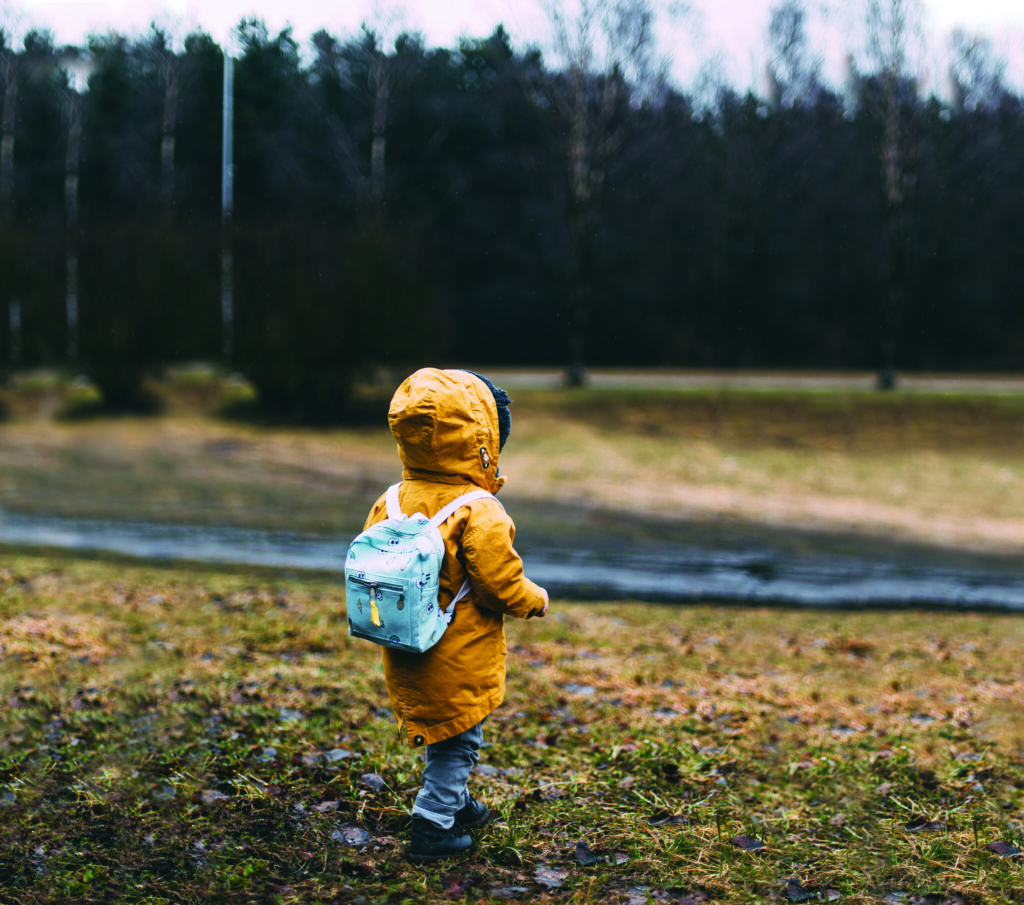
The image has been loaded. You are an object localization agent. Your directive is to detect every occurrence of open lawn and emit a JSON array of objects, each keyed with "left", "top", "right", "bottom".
[
  {"left": 2, "top": 554, "right": 1024, "bottom": 904},
  {"left": 1, "top": 370, "right": 1023, "bottom": 554},
  {"left": 1, "top": 371, "right": 1024, "bottom": 902}
]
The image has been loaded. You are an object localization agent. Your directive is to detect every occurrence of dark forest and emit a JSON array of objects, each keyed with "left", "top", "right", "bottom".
[{"left": 1, "top": 6, "right": 1022, "bottom": 415}]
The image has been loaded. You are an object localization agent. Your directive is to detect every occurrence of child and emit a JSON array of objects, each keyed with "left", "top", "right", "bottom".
[{"left": 361, "top": 368, "right": 549, "bottom": 862}]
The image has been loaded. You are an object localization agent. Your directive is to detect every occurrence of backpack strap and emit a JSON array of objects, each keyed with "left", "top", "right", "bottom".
[
  {"left": 428, "top": 488, "right": 493, "bottom": 529},
  {"left": 430, "top": 487, "right": 498, "bottom": 622},
  {"left": 384, "top": 482, "right": 404, "bottom": 520},
  {"left": 443, "top": 578, "right": 474, "bottom": 624}
]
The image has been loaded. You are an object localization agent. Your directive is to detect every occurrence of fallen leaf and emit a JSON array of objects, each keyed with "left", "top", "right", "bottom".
[
  {"left": 647, "top": 811, "right": 687, "bottom": 826},
  {"left": 444, "top": 875, "right": 474, "bottom": 896},
  {"left": 324, "top": 748, "right": 355, "bottom": 762},
  {"left": 475, "top": 764, "right": 502, "bottom": 777},
  {"left": 534, "top": 865, "right": 568, "bottom": 889},
  {"left": 314, "top": 800, "right": 340, "bottom": 812},
  {"left": 359, "top": 773, "right": 386, "bottom": 792},
  {"left": 729, "top": 834, "right": 765, "bottom": 851},
  {"left": 489, "top": 886, "right": 531, "bottom": 900},
  {"left": 785, "top": 878, "right": 841, "bottom": 902},
  {"left": 986, "top": 840, "right": 1023, "bottom": 857},
  {"left": 664, "top": 888, "right": 710, "bottom": 904},
  {"left": 786, "top": 879, "right": 818, "bottom": 903},
  {"left": 573, "top": 842, "right": 603, "bottom": 866},
  {"left": 904, "top": 819, "right": 947, "bottom": 833},
  {"left": 332, "top": 824, "right": 372, "bottom": 847}
]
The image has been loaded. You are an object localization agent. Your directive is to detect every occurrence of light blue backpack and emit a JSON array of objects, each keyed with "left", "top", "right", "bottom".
[{"left": 345, "top": 482, "right": 494, "bottom": 652}]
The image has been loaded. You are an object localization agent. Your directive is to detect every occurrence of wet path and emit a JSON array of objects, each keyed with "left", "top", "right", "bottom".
[{"left": 3, "top": 507, "right": 1023, "bottom": 611}]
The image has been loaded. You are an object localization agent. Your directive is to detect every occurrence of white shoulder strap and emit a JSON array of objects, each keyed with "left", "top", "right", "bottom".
[
  {"left": 445, "top": 578, "right": 474, "bottom": 619},
  {"left": 428, "top": 488, "right": 494, "bottom": 530},
  {"left": 384, "top": 483, "right": 495, "bottom": 525},
  {"left": 384, "top": 482, "right": 404, "bottom": 520},
  {"left": 431, "top": 487, "right": 499, "bottom": 620}
]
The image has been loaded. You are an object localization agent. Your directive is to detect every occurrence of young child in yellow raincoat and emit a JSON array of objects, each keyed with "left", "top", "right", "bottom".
[{"left": 361, "top": 368, "right": 549, "bottom": 862}]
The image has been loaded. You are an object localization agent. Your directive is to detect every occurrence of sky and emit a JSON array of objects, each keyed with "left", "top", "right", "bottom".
[{"left": 4, "top": 0, "right": 1024, "bottom": 95}]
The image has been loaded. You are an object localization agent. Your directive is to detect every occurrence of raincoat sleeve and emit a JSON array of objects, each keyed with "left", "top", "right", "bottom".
[{"left": 460, "top": 499, "right": 548, "bottom": 620}]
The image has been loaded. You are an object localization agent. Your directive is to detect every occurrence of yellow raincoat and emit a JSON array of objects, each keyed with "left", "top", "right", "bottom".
[{"left": 363, "top": 368, "right": 548, "bottom": 747}]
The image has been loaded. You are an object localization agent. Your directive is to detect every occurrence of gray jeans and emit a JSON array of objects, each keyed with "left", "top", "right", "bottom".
[{"left": 411, "top": 721, "right": 484, "bottom": 829}]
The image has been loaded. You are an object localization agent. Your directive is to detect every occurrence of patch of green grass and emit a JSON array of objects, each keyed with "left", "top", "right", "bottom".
[{"left": 2, "top": 553, "right": 1024, "bottom": 903}]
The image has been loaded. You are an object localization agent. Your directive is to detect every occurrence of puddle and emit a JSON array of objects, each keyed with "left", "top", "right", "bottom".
[
  {"left": 526, "top": 544, "right": 1024, "bottom": 610},
  {"left": 3, "top": 508, "right": 1024, "bottom": 610}
]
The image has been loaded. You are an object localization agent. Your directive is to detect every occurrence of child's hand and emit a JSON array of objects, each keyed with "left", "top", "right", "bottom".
[{"left": 538, "top": 588, "right": 549, "bottom": 618}]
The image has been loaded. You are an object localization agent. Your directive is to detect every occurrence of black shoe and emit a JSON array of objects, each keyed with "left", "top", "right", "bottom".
[
  {"left": 407, "top": 817, "right": 473, "bottom": 862},
  {"left": 454, "top": 795, "right": 493, "bottom": 830}
]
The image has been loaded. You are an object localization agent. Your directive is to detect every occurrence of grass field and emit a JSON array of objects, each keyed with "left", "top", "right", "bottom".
[
  {"left": 2, "top": 553, "right": 1024, "bottom": 904},
  {"left": 1, "top": 370, "right": 1024, "bottom": 903},
  {"left": 1, "top": 369, "right": 1023, "bottom": 554}
]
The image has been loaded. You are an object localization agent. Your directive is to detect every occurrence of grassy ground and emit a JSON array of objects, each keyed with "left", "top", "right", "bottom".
[
  {"left": 3, "top": 553, "right": 1024, "bottom": 904},
  {"left": 2, "top": 370, "right": 1024, "bottom": 902},
  {"left": 1, "top": 370, "right": 1023, "bottom": 554}
]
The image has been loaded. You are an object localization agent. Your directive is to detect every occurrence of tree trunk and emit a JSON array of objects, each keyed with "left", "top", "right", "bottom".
[
  {"left": 1, "top": 58, "right": 17, "bottom": 205},
  {"left": 369, "top": 59, "right": 389, "bottom": 208},
  {"left": 161, "top": 58, "right": 180, "bottom": 206},
  {"left": 877, "top": 67, "right": 904, "bottom": 391}
]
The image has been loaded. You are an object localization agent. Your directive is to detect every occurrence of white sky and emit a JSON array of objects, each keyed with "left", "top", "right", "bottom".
[{"left": 4, "top": 0, "right": 1024, "bottom": 93}]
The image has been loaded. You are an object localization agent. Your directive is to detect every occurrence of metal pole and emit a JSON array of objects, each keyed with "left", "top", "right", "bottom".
[{"left": 220, "top": 50, "right": 234, "bottom": 358}]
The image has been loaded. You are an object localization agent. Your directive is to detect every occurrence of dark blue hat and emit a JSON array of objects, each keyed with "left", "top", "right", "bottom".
[{"left": 464, "top": 371, "right": 511, "bottom": 451}]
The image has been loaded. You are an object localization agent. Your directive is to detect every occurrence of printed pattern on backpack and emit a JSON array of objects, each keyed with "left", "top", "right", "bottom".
[{"left": 344, "top": 483, "right": 493, "bottom": 653}]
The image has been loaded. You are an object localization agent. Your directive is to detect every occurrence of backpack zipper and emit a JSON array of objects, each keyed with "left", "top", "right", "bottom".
[
  {"left": 349, "top": 576, "right": 405, "bottom": 596},
  {"left": 349, "top": 576, "right": 406, "bottom": 626}
]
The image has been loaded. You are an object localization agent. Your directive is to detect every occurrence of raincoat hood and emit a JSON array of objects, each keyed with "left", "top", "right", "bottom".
[{"left": 388, "top": 368, "right": 506, "bottom": 494}]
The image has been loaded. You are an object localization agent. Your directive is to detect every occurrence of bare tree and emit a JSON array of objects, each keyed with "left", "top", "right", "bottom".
[
  {"left": 767, "top": 0, "right": 821, "bottom": 108},
  {"left": 310, "top": 8, "right": 419, "bottom": 214},
  {"left": 1, "top": 36, "right": 16, "bottom": 205},
  {"left": 949, "top": 30, "right": 1007, "bottom": 113},
  {"left": 862, "top": 0, "right": 922, "bottom": 390},
  {"left": 57, "top": 47, "right": 95, "bottom": 360},
  {"left": 151, "top": 33, "right": 184, "bottom": 206},
  {"left": 543, "top": 0, "right": 671, "bottom": 385}
]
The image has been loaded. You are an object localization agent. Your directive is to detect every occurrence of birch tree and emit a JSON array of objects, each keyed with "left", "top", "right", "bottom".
[
  {"left": 543, "top": 0, "right": 670, "bottom": 385},
  {"left": 863, "top": 0, "right": 922, "bottom": 389},
  {"left": 1, "top": 29, "right": 17, "bottom": 207},
  {"left": 767, "top": 0, "right": 821, "bottom": 108}
]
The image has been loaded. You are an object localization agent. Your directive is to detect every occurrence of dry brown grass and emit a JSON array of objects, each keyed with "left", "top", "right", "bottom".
[
  {"left": 1, "top": 375, "right": 1023, "bottom": 560},
  {"left": 2, "top": 553, "right": 1024, "bottom": 903}
]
